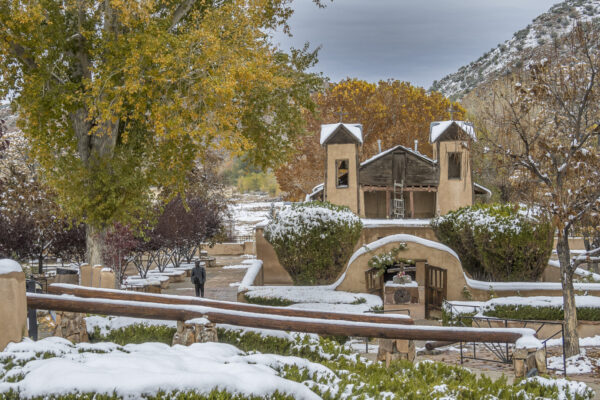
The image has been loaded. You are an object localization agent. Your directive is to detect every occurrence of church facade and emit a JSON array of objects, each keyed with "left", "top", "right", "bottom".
[{"left": 307, "top": 121, "right": 490, "bottom": 218}]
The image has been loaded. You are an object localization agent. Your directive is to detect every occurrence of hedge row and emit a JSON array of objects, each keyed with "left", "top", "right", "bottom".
[
  {"left": 432, "top": 203, "right": 553, "bottom": 282},
  {"left": 484, "top": 305, "right": 600, "bottom": 321}
]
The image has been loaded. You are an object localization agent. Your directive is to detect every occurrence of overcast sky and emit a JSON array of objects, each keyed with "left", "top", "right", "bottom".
[{"left": 271, "top": 0, "right": 560, "bottom": 89}]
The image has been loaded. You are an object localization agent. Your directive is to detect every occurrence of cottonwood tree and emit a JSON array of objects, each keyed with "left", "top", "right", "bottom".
[
  {"left": 478, "top": 22, "right": 600, "bottom": 357},
  {"left": 0, "top": 0, "right": 322, "bottom": 265},
  {"left": 276, "top": 79, "right": 464, "bottom": 200}
]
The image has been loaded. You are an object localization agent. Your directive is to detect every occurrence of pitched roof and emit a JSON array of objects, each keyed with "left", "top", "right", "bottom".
[
  {"left": 429, "top": 120, "right": 476, "bottom": 143},
  {"left": 320, "top": 123, "right": 363, "bottom": 145},
  {"left": 360, "top": 144, "right": 436, "bottom": 167}
]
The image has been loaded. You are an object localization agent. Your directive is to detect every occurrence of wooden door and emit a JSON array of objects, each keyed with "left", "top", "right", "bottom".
[{"left": 425, "top": 264, "right": 447, "bottom": 319}]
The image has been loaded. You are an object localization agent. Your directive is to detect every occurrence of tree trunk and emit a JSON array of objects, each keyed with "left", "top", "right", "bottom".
[
  {"left": 556, "top": 231, "right": 580, "bottom": 357},
  {"left": 86, "top": 225, "right": 106, "bottom": 267}
]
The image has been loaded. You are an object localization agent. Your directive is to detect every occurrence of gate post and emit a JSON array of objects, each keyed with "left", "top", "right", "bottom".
[{"left": 0, "top": 259, "right": 28, "bottom": 350}]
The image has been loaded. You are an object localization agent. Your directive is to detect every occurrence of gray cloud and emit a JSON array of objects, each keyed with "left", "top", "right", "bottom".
[{"left": 272, "top": 0, "right": 559, "bottom": 88}]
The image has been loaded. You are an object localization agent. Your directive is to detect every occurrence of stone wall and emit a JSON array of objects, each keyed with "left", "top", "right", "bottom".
[
  {"left": 172, "top": 318, "right": 218, "bottom": 345},
  {"left": 0, "top": 260, "right": 27, "bottom": 351},
  {"left": 52, "top": 312, "right": 89, "bottom": 343}
]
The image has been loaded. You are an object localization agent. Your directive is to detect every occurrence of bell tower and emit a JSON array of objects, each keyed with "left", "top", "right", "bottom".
[
  {"left": 430, "top": 120, "right": 476, "bottom": 215},
  {"left": 321, "top": 123, "right": 362, "bottom": 214}
]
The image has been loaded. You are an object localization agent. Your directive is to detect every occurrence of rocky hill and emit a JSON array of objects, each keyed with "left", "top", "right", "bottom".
[{"left": 431, "top": 0, "right": 600, "bottom": 100}]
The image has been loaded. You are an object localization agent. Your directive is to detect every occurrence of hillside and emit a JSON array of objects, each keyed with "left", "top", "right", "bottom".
[{"left": 431, "top": 0, "right": 600, "bottom": 100}]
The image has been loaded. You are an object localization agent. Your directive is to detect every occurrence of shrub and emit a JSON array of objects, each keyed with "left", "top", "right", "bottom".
[
  {"left": 483, "top": 305, "right": 600, "bottom": 321},
  {"left": 264, "top": 201, "right": 362, "bottom": 285},
  {"left": 367, "top": 244, "right": 410, "bottom": 276},
  {"left": 88, "top": 324, "right": 177, "bottom": 345},
  {"left": 431, "top": 204, "right": 553, "bottom": 281}
]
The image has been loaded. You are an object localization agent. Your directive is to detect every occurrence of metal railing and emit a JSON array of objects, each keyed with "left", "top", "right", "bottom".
[{"left": 444, "top": 301, "right": 567, "bottom": 376}]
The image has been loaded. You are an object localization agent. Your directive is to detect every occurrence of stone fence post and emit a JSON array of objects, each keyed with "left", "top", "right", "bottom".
[{"left": 0, "top": 259, "right": 28, "bottom": 351}]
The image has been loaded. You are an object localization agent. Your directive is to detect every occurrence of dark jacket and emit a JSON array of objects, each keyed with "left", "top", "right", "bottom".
[{"left": 191, "top": 265, "right": 206, "bottom": 285}]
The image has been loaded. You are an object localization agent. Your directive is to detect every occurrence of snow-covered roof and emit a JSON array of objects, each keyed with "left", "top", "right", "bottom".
[
  {"left": 320, "top": 123, "right": 363, "bottom": 145},
  {"left": 360, "top": 144, "right": 436, "bottom": 167},
  {"left": 429, "top": 120, "right": 476, "bottom": 143}
]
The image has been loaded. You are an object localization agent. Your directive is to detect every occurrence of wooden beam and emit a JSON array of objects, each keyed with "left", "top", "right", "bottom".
[
  {"left": 48, "top": 284, "right": 414, "bottom": 325},
  {"left": 27, "top": 293, "right": 530, "bottom": 343},
  {"left": 409, "top": 191, "right": 414, "bottom": 218}
]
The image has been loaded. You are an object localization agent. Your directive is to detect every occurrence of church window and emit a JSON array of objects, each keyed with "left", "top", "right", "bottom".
[
  {"left": 336, "top": 159, "right": 349, "bottom": 188},
  {"left": 448, "top": 152, "right": 462, "bottom": 179}
]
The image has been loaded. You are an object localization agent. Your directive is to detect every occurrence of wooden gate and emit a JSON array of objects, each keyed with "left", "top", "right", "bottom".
[{"left": 425, "top": 264, "right": 447, "bottom": 318}]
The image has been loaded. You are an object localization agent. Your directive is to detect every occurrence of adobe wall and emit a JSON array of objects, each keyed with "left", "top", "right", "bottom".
[
  {"left": 325, "top": 143, "right": 360, "bottom": 214},
  {"left": 358, "top": 225, "right": 437, "bottom": 247},
  {"left": 100, "top": 269, "right": 117, "bottom": 289},
  {"left": 335, "top": 234, "right": 468, "bottom": 302},
  {"left": 0, "top": 260, "right": 27, "bottom": 351},
  {"left": 435, "top": 141, "right": 473, "bottom": 215},
  {"left": 254, "top": 226, "right": 293, "bottom": 285}
]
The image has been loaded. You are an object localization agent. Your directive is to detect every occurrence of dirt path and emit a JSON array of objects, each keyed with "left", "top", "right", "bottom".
[{"left": 162, "top": 255, "right": 249, "bottom": 302}]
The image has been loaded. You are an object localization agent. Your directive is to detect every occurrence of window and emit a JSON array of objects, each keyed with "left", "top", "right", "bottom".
[
  {"left": 448, "top": 152, "right": 461, "bottom": 179},
  {"left": 336, "top": 159, "right": 349, "bottom": 188}
]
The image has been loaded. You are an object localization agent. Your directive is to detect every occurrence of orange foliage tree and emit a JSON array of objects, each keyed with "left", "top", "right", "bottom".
[{"left": 275, "top": 79, "right": 465, "bottom": 200}]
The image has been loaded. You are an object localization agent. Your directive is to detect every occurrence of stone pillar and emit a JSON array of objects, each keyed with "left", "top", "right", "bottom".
[
  {"left": 52, "top": 312, "right": 89, "bottom": 343},
  {"left": 377, "top": 339, "right": 416, "bottom": 367},
  {"left": 172, "top": 317, "right": 218, "bottom": 346},
  {"left": 0, "top": 259, "right": 27, "bottom": 350},
  {"left": 513, "top": 347, "right": 547, "bottom": 377}
]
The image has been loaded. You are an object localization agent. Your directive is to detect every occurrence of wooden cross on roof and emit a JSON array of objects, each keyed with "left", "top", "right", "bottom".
[
  {"left": 334, "top": 107, "right": 349, "bottom": 123},
  {"left": 447, "top": 105, "right": 457, "bottom": 121}
]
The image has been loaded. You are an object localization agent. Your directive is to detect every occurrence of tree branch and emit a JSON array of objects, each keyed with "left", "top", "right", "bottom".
[{"left": 169, "top": 0, "right": 198, "bottom": 32}]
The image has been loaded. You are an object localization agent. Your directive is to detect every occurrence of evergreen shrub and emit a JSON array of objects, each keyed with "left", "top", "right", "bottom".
[
  {"left": 431, "top": 203, "right": 553, "bottom": 281},
  {"left": 483, "top": 305, "right": 600, "bottom": 321},
  {"left": 264, "top": 201, "right": 362, "bottom": 285}
]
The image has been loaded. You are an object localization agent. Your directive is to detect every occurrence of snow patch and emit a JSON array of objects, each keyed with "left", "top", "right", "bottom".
[{"left": 0, "top": 259, "right": 22, "bottom": 275}]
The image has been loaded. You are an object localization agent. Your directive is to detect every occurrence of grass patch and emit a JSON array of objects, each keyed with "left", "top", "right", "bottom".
[
  {"left": 350, "top": 297, "right": 366, "bottom": 305},
  {"left": 243, "top": 295, "right": 295, "bottom": 307},
  {"left": 88, "top": 324, "right": 177, "bottom": 345}
]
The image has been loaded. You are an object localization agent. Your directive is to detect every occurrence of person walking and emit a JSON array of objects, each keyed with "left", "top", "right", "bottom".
[{"left": 191, "top": 260, "right": 206, "bottom": 297}]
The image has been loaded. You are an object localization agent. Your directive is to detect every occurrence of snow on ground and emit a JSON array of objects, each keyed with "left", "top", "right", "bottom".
[
  {"left": 548, "top": 349, "right": 600, "bottom": 375},
  {"left": 524, "top": 376, "right": 594, "bottom": 400},
  {"left": 546, "top": 335, "right": 600, "bottom": 348},
  {"left": 229, "top": 196, "right": 284, "bottom": 237},
  {"left": 0, "top": 338, "right": 321, "bottom": 400},
  {"left": 243, "top": 285, "right": 383, "bottom": 314}
]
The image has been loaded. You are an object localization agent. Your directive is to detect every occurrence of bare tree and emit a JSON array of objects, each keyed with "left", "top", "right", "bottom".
[{"left": 478, "top": 22, "right": 600, "bottom": 357}]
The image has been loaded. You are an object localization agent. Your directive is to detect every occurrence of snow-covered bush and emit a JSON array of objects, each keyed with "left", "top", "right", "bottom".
[
  {"left": 431, "top": 204, "right": 553, "bottom": 281},
  {"left": 264, "top": 201, "right": 362, "bottom": 285}
]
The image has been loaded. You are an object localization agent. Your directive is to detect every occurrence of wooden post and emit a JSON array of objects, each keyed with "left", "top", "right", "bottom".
[
  {"left": 409, "top": 191, "right": 414, "bottom": 218},
  {"left": 386, "top": 190, "right": 391, "bottom": 218}
]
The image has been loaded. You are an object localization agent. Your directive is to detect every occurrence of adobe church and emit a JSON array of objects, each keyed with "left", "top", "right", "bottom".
[{"left": 306, "top": 120, "right": 490, "bottom": 218}]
